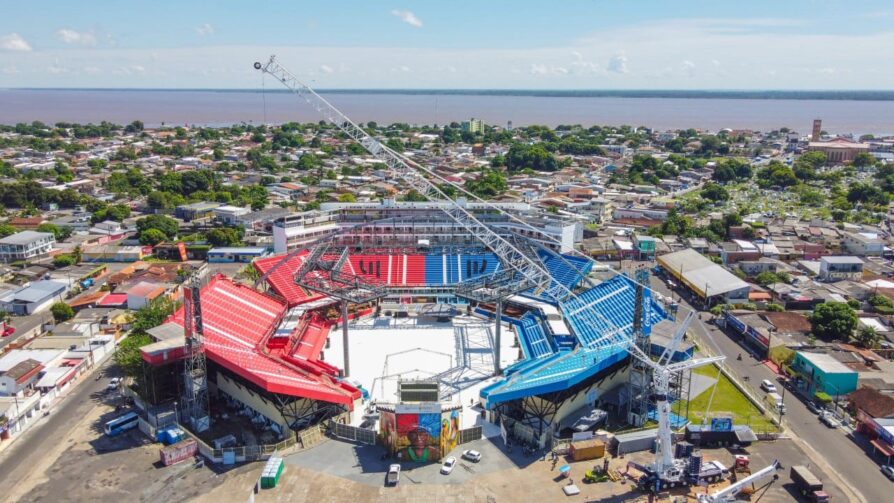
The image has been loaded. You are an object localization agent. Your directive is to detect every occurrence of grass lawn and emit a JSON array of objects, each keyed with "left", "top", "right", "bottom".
[{"left": 678, "top": 364, "right": 778, "bottom": 432}]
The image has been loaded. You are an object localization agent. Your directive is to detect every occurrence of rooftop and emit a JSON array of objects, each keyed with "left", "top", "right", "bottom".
[
  {"left": 0, "top": 231, "right": 54, "bottom": 246},
  {"left": 799, "top": 351, "right": 856, "bottom": 375}
]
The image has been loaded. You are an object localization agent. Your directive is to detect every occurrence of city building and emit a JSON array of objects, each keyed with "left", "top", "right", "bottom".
[
  {"left": 213, "top": 205, "right": 251, "bottom": 226},
  {"left": 207, "top": 247, "right": 269, "bottom": 263},
  {"left": 807, "top": 137, "right": 870, "bottom": 163},
  {"left": 0, "top": 280, "right": 67, "bottom": 315},
  {"left": 0, "top": 231, "right": 56, "bottom": 263},
  {"left": 791, "top": 351, "right": 858, "bottom": 398},
  {"left": 657, "top": 248, "right": 751, "bottom": 304},
  {"left": 461, "top": 118, "right": 483, "bottom": 134},
  {"left": 175, "top": 201, "right": 222, "bottom": 222},
  {"left": 842, "top": 232, "right": 885, "bottom": 257},
  {"left": 818, "top": 256, "right": 864, "bottom": 281}
]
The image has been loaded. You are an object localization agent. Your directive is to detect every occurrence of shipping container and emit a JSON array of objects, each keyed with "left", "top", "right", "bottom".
[
  {"left": 160, "top": 438, "right": 198, "bottom": 466},
  {"left": 612, "top": 428, "right": 658, "bottom": 455},
  {"left": 570, "top": 439, "right": 605, "bottom": 461}
]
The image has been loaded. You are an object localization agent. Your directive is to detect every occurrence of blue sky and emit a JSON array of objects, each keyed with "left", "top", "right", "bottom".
[{"left": 1, "top": 1, "right": 893, "bottom": 89}]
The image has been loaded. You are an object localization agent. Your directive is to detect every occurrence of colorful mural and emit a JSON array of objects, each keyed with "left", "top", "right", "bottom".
[{"left": 440, "top": 408, "right": 460, "bottom": 456}]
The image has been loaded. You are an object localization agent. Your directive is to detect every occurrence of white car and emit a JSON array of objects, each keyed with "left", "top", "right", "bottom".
[
  {"left": 106, "top": 377, "right": 121, "bottom": 391},
  {"left": 819, "top": 411, "right": 840, "bottom": 428},
  {"left": 440, "top": 456, "right": 456, "bottom": 475},
  {"left": 881, "top": 465, "right": 894, "bottom": 481},
  {"left": 462, "top": 449, "right": 481, "bottom": 463},
  {"left": 386, "top": 464, "right": 401, "bottom": 486},
  {"left": 760, "top": 380, "right": 777, "bottom": 393}
]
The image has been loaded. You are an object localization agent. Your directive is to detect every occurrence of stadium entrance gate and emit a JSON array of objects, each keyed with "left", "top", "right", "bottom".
[{"left": 329, "top": 420, "right": 376, "bottom": 445}]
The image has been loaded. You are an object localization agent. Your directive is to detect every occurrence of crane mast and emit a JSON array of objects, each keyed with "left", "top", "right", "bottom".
[
  {"left": 182, "top": 265, "right": 211, "bottom": 432},
  {"left": 253, "top": 55, "right": 628, "bottom": 345}
]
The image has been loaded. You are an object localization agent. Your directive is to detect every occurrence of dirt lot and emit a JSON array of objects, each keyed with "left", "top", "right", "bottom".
[
  {"left": 5, "top": 402, "right": 254, "bottom": 503},
  {"left": 194, "top": 436, "right": 838, "bottom": 503}
]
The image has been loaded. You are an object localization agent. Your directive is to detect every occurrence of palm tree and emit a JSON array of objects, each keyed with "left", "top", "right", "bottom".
[{"left": 854, "top": 326, "right": 881, "bottom": 349}]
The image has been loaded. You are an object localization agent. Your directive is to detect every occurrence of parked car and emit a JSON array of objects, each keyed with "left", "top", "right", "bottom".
[
  {"left": 805, "top": 401, "right": 822, "bottom": 414},
  {"left": 440, "top": 456, "right": 456, "bottom": 475},
  {"left": 760, "top": 380, "right": 777, "bottom": 393},
  {"left": 819, "top": 411, "right": 840, "bottom": 428},
  {"left": 386, "top": 464, "right": 401, "bottom": 486},
  {"left": 106, "top": 377, "right": 121, "bottom": 391},
  {"left": 882, "top": 465, "right": 894, "bottom": 481},
  {"left": 462, "top": 449, "right": 482, "bottom": 463}
]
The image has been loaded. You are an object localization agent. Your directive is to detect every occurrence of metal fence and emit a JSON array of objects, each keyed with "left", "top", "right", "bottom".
[
  {"left": 457, "top": 425, "right": 483, "bottom": 445},
  {"left": 329, "top": 421, "right": 376, "bottom": 444}
]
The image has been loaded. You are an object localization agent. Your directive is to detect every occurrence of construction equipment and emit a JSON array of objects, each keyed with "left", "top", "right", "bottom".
[
  {"left": 254, "top": 58, "right": 718, "bottom": 481},
  {"left": 626, "top": 311, "right": 727, "bottom": 491},
  {"left": 182, "top": 265, "right": 211, "bottom": 432},
  {"left": 697, "top": 460, "right": 781, "bottom": 503}
]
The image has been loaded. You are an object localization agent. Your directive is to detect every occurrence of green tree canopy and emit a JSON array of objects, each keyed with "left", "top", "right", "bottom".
[
  {"left": 136, "top": 214, "right": 178, "bottom": 240},
  {"left": 50, "top": 302, "right": 75, "bottom": 323},
  {"left": 810, "top": 302, "right": 858, "bottom": 341},
  {"left": 139, "top": 228, "right": 167, "bottom": 246}
]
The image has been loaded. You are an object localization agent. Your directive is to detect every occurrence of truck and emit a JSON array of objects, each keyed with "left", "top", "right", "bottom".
[
  {"left": 766, "top": 392, "right": 786, "bottom": 415},
  {"left": 79, "top": 278, "right": 94, "bottom": 289},
  {"left": 386, "top": 464, "right": 401, "bottom": 486},
  {"left": 790, "top": 465, "right": 829, "bottom": 502}
]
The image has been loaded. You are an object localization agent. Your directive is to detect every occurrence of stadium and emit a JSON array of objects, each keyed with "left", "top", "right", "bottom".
[
  {"left": 139, "top": 201, "right": 689, "bottom": 453},
  {"left": 138, "top": 57, "right": 691, "bottom": 460}
]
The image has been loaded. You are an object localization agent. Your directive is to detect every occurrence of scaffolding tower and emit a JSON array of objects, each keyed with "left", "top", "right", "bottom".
[
  {"left": 627, "top": 267, "right": 653, "bottom": 427},
  {"left": 182, "top": 265, "right": 211, "bottom": 433}
]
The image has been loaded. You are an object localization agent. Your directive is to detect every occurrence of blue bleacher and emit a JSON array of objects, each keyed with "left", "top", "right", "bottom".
[
  {"left": 461, "top": 254, "right": 497, "bottom": 281},
  {"left": 446, "top": 255, "right": 460, "bottom": 283},
  {"left": 507, "top": 312, "right": 555, "bottom": 360},
  {"left": 425, "top": 255, "right": 444, "bottom": 284},
  {"left": 523, "top": 251, "right": 593, "bottom": 302}
]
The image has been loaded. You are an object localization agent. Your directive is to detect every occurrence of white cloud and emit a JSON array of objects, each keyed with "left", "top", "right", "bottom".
[
  {"left": 391, "top": 9, "right": 423, "bottom": 28},
  {"left": 115, "top": 64, "right": 146, "bottom": 76},
  {"left": 607, "top": 53, "right": 628, "bottom": 74},
  {"left": 682, "top": 60, "right": 696, "bottom": 77},
  {"left": 47, "top": 59, "right": 70, "bottom": 74},
  {"left": 2, "top": 65, "right": 19, "bottom": 75},
  {"left": 195, "top": 23, "right": 215, "bottom": 36},
  {"left": 82, "top": 66, "right": 101, "bottom": 75},
  {"left": 56, "top": 28, "right": 97, "bottom": 47},
  {"left": 0, "top": 33, "right": 32, "bottom": 52},
  {"left": 320, "top": 64, "right": 334, "bottom": 74},
  {"left": 399, "top": 65, "right": 411, "bottom": 72},
  {"left": 530, "top": 63, "right": 569, "bottom": 76}
]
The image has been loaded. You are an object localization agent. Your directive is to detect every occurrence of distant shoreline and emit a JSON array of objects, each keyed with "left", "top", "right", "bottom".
[{"left": 5, "top": 88, "right": 894, "bottom": 101}]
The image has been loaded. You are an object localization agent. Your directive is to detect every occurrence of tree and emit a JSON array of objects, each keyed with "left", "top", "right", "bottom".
[
  {"left": 854, "top": 326, "right": 881, "bottom": 349},
  {"left": 115, "top": 332, "right": 152, "bottom": 379},
  {"left": 205, "top": 228, "right": 241, "bottom": 247},
  {"left": 853, "top": 151, "right": 875, "bottom": 168},
  {"left": 847, "top": 183, "right": 889, "bottom": 206},
  {"left": 139, "top": 228, "right": 166, "bottom": 246},
  {"left": 465, "top": 169, "right": 507, "bottom": 198},
  {"left": 809, "top": 302, "right": 858, "bottom": 341},
  {"left": 338, "top": 193, "right": 357, "bottom": 203},
  {"left": 506, "top": 143, "right": 558, "bottom": 172},
  {"left": 50, "top": 302, "right": 75, "bottom": 323},
  {"left": 755, "top": 271, "right": 785, "bottom": 286},
  {"left": 36, "top": 223, "right": 62, "bottom": 240},
  {"left": 52, "top": 254, "right": 77, "bottom": 267},
  {"left": 136, "top": 214, "right": 178, "bottom": 240},
  {"left": 700, "top": 183, "right": 729, "bottom": 202},
  {"left": 132, "top": 295, "right": 177, "bottom": 334},
  {"left": 399, "top": 189, "right": 427, "bottom": 202},
  {"left": 868, "top": 294, "right": 894, "bottom": 315},
  {"left": 0, "top": 224, "right": 15, "bottom": 238}
]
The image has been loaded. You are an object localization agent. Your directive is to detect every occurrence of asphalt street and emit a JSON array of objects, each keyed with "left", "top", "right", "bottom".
[
  {"left": 649, "top": 276, "right": 891, "bottom": 503},
  {"left": 0, "top": 360, "right": 120, "bottom": 496}
]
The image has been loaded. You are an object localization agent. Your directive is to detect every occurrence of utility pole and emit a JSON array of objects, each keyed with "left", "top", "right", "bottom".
[{"left": 494, "top": 298, "right": 502, "bottom": 376}]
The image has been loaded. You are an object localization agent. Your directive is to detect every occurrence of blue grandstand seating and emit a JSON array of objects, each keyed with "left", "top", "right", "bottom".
[
  {"left": 424, "top": 255, "right": 444, "bottom": 284},
  {"left": 510, "top": 312, "right": 554, "bottom": 359},
  {"left": 523, "top": 251, "right": 593, "bottom": 302}
]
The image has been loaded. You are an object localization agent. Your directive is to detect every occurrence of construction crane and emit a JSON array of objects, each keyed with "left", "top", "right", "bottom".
[
  {"left": 182, "top": 265, "right": 211, "bottom": 432},
  {"left": 624, "top": 310, "right": 725, "bottom": 491},
  {"left": 253, "top": 55, "right": 630, "bottom": 351},
  {"left": 697, "top": 460, "right": 781, "bottom": 503},
  {"left": 254, "top": 56, "right": 730, "bottom": 489}
]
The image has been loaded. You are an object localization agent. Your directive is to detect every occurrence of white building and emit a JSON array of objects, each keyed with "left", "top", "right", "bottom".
[
  {"left": 0, "top": 231, "right": 56, "bottom": 263},
  {"left": 819, "top": 256, "right": 865, "bottom": 281},
  {"left": 842, "top": 232, "right": 885, "bottom": 257}
]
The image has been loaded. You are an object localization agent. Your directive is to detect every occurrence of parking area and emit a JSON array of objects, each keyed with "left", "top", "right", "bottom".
[{"left": 190, "top": 433, "right": 845, "bottom": 503}]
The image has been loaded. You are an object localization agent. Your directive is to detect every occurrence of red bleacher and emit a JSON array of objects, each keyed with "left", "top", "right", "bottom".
[
  {"left": 405, "top": 255, "right": 426, "bottom": 285},
  {"left": 253, "top": 254, "right": 328, "bottom": 307},
  {"left": 162, "top": 275, "right": 358, "bottom": 406},
  {"left": 389, "top": 254, "right": 404, "bottom": 285}
]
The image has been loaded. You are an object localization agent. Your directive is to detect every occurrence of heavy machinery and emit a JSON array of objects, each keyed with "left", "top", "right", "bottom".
[
  {"left": 254, "top": 58, "right": 721, "bottom": 491},
  {"left": 697, "top": 460, "right": 781, "bottom": 503}
]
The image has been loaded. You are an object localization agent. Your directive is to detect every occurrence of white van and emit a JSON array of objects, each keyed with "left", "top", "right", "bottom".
[{"left": 766, "top": 392, "right": 786, "bottom": 414}]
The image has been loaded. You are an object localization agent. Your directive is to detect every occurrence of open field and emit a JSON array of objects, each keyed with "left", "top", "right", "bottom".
[{"left": 679, "top": 364, "right": 778, "bottom": 432}]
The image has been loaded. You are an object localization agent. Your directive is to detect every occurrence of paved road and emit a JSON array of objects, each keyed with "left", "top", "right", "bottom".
[
  {"left": 0, "top": 361, "right": 120, "bottom": 495},
  {"left": 649, "top": 276, "right": 890, "bottom": 503}
]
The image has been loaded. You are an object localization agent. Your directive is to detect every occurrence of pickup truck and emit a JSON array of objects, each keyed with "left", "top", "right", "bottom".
[
  {"left": 819, "top": 411, "right": 840, "bottom": 428},
  {"left": 386, "top": 464, "right": 400, "bottom": 486}
]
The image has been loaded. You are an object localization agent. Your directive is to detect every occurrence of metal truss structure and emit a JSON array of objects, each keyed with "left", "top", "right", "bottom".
[{"left": 182, "top": 265, "right": 211, "bottom": 433}]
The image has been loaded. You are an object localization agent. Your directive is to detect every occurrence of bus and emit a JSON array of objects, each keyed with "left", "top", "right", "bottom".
[{"left": 104, "top": 411, "right": 139, "bottom": 436}]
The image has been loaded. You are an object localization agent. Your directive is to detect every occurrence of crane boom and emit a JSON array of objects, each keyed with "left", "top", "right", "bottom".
[{"left": 253, "top": 55, "right": 628, "bottom": 342}]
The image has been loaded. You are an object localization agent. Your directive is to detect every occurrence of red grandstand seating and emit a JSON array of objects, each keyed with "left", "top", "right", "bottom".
[
  {"left": 253, "top": 254, "right": 327, "bottom": 307},
  {"left": 163, "top": 276, "right": 359, "bottom": 406},
  {"left": 405, "top": 255, "right": 426, "bottom": 285},
  {"left": 389, "top": 254, "right": 404, "bottom": 285}
]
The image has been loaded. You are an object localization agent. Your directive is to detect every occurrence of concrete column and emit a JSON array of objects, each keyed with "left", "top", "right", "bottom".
[
  {"left": 341, "top": 300, "right": 350, "bottom": 377},
  {"left": 494, "top": 298, "right": 502, "bottom": 376}
]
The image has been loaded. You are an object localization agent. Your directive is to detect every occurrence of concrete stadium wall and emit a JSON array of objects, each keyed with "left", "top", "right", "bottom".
[{"left": 216, "top": 373, "right": 292, "bottom": 433}]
